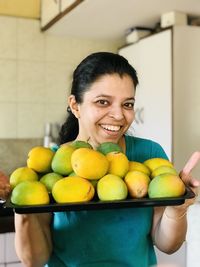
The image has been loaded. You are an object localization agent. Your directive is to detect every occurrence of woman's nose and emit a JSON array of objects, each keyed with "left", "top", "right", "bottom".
[{"left": 108, "top": 106, "right": 124, "bottom": 120}]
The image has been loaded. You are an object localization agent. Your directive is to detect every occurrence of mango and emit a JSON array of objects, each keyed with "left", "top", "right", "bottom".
[
  {"left": 71, "top": 140, "right": 93, "bottom": 149},
  {"left": 40, "top": 172, "right": 63, "bottom": 193},
  {"left": 129, "top": 161, "right": 151, "bottom": 176},
  {"left": 27, "top": 146, "right": 55, "bottom": 173},
  {"left": 125, "top": 171, "right": 150, "bottom": 198},
  {"left": 51, "top": 144, "right": 76, "bottom": 175},
  {"left": 52, "top": 176, "right": 95, "bottom": 203},
  {"left": 106, "top": 151, "right": 129, "bottom": 178},
  {"left": 10, "top": 166, "right": 38, "bottom": 189},
  {"left": 71, "top": 148, "right": 109, "bottom": 180},
  {"left": 96, "top": 142, "right": 122, "bottom": 155},
  {"left": 143, "top": 158, "right": 173, "bottom": 172},
  {"left": 151, "top": 166, "right": 178, "bottom": 179},
  {"left": 148, "top": 173, "right": 185, "bottom": 198},
  {"left": 11, "top": 180, "right": 50, "bottom": 205},
  {"left": 97, "top": 174, "right": 128, "bottom": 201}
]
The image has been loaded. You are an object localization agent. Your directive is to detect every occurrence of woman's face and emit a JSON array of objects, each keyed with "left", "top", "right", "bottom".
[{"left": 69, "top": 74, "right": 136, "bottom": 148}]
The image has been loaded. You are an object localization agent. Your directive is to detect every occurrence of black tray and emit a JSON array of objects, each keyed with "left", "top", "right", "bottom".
[{"left": 4, "top": 186, "right": 195, "bottom": 214}]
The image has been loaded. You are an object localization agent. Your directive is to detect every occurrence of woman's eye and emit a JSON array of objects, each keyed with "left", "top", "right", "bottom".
[
  {"left": 96, "top": 99, "right": 109, "bottom": 106},
  {"left": 124, "top": 102, "right": 134, "bottom": 109}
]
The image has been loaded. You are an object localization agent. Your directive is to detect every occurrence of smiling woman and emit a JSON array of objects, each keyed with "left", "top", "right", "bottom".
[
  {"left": 0, "top": 0, "right": 40, "bottom": 18},
  {"left": 13, "top": 52, "right": 199, "bottom": 267}
]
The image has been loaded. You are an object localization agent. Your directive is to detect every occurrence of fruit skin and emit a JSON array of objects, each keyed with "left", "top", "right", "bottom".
[
  {"left": 51, "top": 144, "right": 76, "bottom": 175},
  {"left": 97, "top": 174, "right": 128, "bottom": 201},
  {"left": 68, "top": 171, "right": 77, "bottom": 177},
  {"left": 129, "top": 161, "right": 150, "bottom": 176},
  {"left": 27, "top": 146, "right": 55, "bottom": 173},
  {"left": 40, "top": 172, "right": 63, "bottom": 193},
  {"left": 71, "top": 140, "right": 93, "bottom": 149},
  {"left": 106, "top": 151, "right": 129, "bottom": 178},
  {"left": 125, "top": 171, "right": 150, "bottom": 198},
  {"left": 11, "top": 180, "right": 50, "bottom": 205},
  {"left": 143, "top": 158, "right": 173, "bottom": 172},
  {"left": 96, "top": 142, "right": 122, "bottom": 155},
  {"left": 148, "top": 173, "right": 185, "bottom": 198},
  {"left": 9, "top": 167, "right": 38, "bottom": 189},
  {"left": 52, "top": 176, "right": 95, "bottom": 203},
  {"left": 151, "top": 166, "right": 178, "bottom": 179},
  {"left": 71, "top": 148, "right": 109, "bottom": 180}
]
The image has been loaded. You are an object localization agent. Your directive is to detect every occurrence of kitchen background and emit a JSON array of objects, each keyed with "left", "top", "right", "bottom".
[{"left": 0, "top": 0, "right": 200, "bottom": 266}]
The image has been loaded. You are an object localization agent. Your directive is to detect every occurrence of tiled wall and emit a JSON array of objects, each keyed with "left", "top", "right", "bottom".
[
  {"left": 0, "top": 15, "right": 121, "bottom": 139},
  {"left": 0, "top": 233, "right": 23, "bottom": 267},
  {"left": 0, "top": 138, "right": 42, "bottom": 175},
  {"left": 0, "top": 15, "right": 121, "bottom": 175}
]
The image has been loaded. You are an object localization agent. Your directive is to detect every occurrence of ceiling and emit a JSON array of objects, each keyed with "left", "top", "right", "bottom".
[{"left": 45, "top": 0, "right": 200, "bottom": 41}]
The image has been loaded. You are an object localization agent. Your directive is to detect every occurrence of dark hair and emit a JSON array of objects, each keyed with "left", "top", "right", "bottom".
[{"left": 59, "top": 52, "right": 139, "bottom": 144}]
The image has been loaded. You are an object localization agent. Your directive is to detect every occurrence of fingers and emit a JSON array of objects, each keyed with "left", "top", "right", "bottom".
[{"left": 182, "top": 151, "right": 200, "bottom": 176}]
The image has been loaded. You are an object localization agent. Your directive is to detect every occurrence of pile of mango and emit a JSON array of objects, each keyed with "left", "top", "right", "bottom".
[{"left": 9, "top": 141, "right": 186, "bottom": 206}]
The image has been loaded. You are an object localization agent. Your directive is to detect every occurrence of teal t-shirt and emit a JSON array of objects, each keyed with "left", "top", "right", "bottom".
[{"left": 46, "top": 136, "right": 168, "bottom": 267}]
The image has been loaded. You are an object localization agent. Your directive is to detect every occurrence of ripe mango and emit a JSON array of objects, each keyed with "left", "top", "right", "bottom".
[
  {"left": 71, "top": 140, "right": 93, "bottom": 149},
  {"left": 52, "top": 176, "right": 95, "bottom": 203},
  {"left": 71, "top": 148, "right": 109, "bottom": 180},
  {"left": 151, "top": 166, "right": 178, "bottom": 179},
  {"left": 148, "top": 173, "right": 185, "bottom": 198},
  {"left": 97, "top": 174, "right": 128, "bottom": 201},
  {"left": 40, "top": 172, "right": 63, "bottom": 193},
  {"left": 51, "top": 144, "right": 76, "bottom": 175},
  {"left": 125, "top": 171, "right": 150, "bottom": 198},
  {"left": 96, "top": 142, "right": 122, "bottom": 155},
  {"left": 10, "top": 167, "right": 38, "bottom": 189},
  {"left": 143, "top": 158, "right": 173, "bottom": 172},
  {"left": 106, "top": 151, "right": 129, "bottom": 178},
  {"left": 129, "top": 161, "right": 150, "bottom": 176},
  {"left": 27, "top": 146, "right": 55, "bottom": 173},
  {"left": 11, "top": 180, "right": 50, "bottom": 205}
]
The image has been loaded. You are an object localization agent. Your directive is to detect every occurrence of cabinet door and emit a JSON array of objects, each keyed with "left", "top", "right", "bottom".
[
  {"left": 119, "top": 30, "right": 172, "bottom": 159},
  {"left": 41, "top": 0, "right": 60, "bottom": 28}
]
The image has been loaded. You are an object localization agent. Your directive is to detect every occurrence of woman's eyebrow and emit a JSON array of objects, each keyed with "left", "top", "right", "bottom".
[{"left": 95, "top": 95, "right": 135, "bottom": 101}]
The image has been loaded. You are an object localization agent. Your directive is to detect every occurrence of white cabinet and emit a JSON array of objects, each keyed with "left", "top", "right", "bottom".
[
  {"left": 119, "top": 25, "right": 200, "bottom": 266},
  {"left": 120, "top": 29, "right": 172, "bottom": 159},
  {"left": 41, "top": 0, "right": 82, "bottom": 29},
  {"left": 119, "top": 25, "right": 200, "bottom": 177},
  {"left": 41, "top": 0, "right": 60, "bottom": 28}
]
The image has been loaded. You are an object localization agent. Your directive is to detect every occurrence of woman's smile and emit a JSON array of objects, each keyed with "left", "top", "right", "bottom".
[{"left": 100, "top": 124, "right": 122, "bottom": 132}]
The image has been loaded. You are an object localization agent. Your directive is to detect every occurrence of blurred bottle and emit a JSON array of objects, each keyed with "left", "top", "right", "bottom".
[{"left": 43, "top": 122, "right": 53, "bottom": 148}]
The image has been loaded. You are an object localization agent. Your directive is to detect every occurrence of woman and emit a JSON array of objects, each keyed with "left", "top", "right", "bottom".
[{"left": 14, "top": 52, "right": 200, "bottom": 267}]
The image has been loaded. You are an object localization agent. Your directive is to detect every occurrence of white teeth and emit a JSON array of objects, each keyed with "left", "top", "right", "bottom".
[{"left": 101, "top": 124, "right": 121, "bottom": 131}]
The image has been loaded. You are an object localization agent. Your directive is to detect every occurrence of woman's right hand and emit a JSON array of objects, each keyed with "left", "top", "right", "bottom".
[{"left": 0, "top": 171, "right": 11, "bottom": 199}]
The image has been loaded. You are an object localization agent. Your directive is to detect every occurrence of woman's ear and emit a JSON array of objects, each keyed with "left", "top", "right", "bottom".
[{"left": 68, "top": 95, "right": 80, "bottom": 119}]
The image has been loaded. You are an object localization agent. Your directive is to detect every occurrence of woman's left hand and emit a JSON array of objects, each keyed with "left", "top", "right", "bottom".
[{"left": 179, "top": 151, "right": 200, "bottom": 207}]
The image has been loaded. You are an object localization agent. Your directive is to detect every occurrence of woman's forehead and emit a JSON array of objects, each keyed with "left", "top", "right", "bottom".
[{"left": 83, "top": 74, "right": 135, "bottom": 99}]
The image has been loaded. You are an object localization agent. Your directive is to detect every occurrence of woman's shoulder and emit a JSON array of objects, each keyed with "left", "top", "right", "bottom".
[
  {"left": 125, "top": 135, "right": 168, "bottom": 161},
  {"left": 125, "top": 134, "right": 161, "bottom": 147}
]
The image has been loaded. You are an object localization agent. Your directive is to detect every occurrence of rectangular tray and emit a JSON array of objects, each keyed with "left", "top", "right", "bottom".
[{"left": 4, "top": 186, "right": 195, "bottom": 214}]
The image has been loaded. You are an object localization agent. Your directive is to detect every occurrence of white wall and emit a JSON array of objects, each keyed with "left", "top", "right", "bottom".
[{"left": 0, "top": 16, "right": 120, "bottom": 139}]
